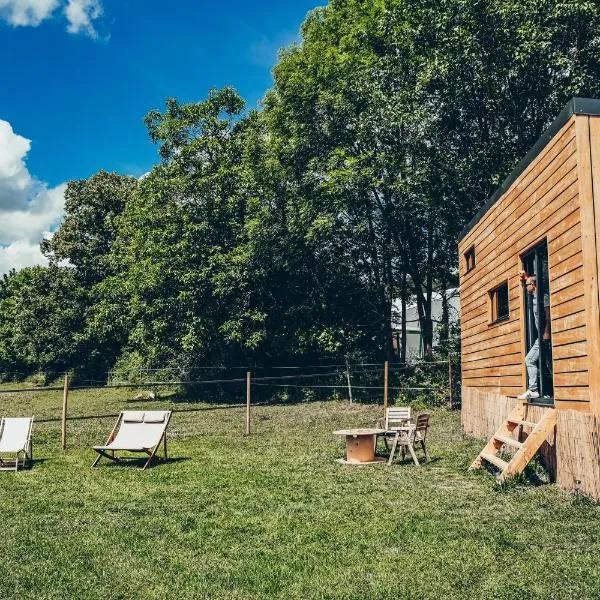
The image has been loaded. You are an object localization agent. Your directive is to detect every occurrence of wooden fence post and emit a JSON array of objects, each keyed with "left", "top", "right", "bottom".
[
  {"left": 383, "top": 360, "right": 389, "bottom": 415},
  {"left": 61, "top": 373, "right": 69, "bottom": 450},
  {"left": 246, "top": 371, "right": 251, "bottom": 435},
  {"left": 345, "top": 357, "right": 353, "bottom": 404},
  {"left": 448, "top": 355, "right": 454, "bottom": 408}
]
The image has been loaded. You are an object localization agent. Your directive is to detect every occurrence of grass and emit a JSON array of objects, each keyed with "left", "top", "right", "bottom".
[{"left": 0, "top": 385, "right": 598, "bottom": 599}]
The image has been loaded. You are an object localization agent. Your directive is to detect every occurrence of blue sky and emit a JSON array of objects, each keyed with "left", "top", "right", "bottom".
[{"left": 0, "top": 0, "right": 320, "bottom": 273}]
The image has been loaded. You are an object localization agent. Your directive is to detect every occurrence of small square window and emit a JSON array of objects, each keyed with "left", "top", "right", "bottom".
[
  {"left": 464, "top": 246, "right": 476, "bottom": 272},
  {"left": 490, "top": 281, "right": 509, "bottom": 323}
]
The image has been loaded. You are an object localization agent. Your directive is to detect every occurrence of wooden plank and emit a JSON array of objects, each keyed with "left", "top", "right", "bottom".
[
  {"left": 554, "top": 400, "right": 591, "bottom": 412},
  {"left": 462, "top": 329, "right": 521, "bottom": 354},
  {"left": 463, "top": 375, "right": 522, "bottom": 387},
  {"left": 549, "top": 251, "right": 583, "bottom": 280},
  {"left": 462, "top": 352, "right": 522, "bottom": 368},
  {"left": 461, "top": 318, "right": 521, "bottom": 346},
  {"left": 552, "top": 326, "right": 587, "bottom": 347},
  {"left": 460, "top": 120, "right": 576, "bottom": 253},
  {"left": 462, "top": 341, "right": 522, "bottom": 361},
  {"left": 462, "top": 364, "right": 522, "bottom": 378},
  {"left": 551, "top": 280, "right": 585, "bottom": 307},
  {"left": 553, "top": 386, "right": 590, "bottom": 401},
  {"left": 551, "top": 295, "right": 585, "bottom": 319},
  {"left": 554, "top": 371, "right": 589, "bottom": 387},
  {"left": 550, "top": 266, "right": 584, "bottom": 295},
  {"left": 587, "top": 115, "right": 600, "bottom": 414},
  {"left": 548, "top": 223, "right": 581, "bottom": 255},
  {"left": 551, "top": 310, "right": 586, "bottom": 334},
  {"left": 552, "top": 341, "right": 587, "bottom": 360},
  {"left": 576, "top": 115, "right": 600, "bottom": 414},
  {"left": 549, "top": 234, "right": 582, "bottom": 266},
  {"left": 553, "top": 356, "right": 589, "bottom": 373}
]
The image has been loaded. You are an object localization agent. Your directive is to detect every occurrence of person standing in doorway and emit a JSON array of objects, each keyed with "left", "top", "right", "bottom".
[{"left": 518, "top": 270, "right": 550, "bottom": 400}]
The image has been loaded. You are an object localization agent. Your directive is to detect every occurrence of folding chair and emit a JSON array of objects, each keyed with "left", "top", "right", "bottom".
[
  {"left": 92, "top": 410, "right": 171, "bottom": 470},
  {"left": 0, "top": 417, "right": 33, "bottom": 471},
  {"left": 377, "top": 406, "right": 412, "bottom": 452},
  {"left": 388, "top": 412, "right": 431, "bottom": 466}
]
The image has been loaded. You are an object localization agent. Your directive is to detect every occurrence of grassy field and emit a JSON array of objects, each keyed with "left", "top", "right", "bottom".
[{"left": 0, "top": 385, "right": 598, "bottom": 599}]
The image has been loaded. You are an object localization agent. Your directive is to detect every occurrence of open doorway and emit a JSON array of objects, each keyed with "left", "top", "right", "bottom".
[{"left": 521, "top": 241, "right": 554, "bottom": 402}]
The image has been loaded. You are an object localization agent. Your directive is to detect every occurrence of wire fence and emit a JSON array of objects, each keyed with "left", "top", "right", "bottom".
[{"left": 0, "top": 357, "right": 461, "bottom": 449}]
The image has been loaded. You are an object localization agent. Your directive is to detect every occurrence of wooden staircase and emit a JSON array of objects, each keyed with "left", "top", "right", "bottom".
[{"left": 470, "top": 401, "right": 557, "bottom": 482}]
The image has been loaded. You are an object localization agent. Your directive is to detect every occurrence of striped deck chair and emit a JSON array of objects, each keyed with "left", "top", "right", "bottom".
[
  {"left": 0, "top": 417, "right": 33, "bottom": 471},
  {"left": 92, "top": 410, "right": 171, "bottom": 470}
]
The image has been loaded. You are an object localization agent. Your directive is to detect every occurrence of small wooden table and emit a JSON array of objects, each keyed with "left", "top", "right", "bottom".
[{"left": 333, "top": 428, "right": 386, "bottom": 465}]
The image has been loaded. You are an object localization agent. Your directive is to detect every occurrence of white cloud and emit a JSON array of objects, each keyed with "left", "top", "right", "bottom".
[
  {"left": 0, "top": 119, "right": 66, "bottom": 275},
  {"left": 0, "top": 0, "right": 59, "bottom": 27},
  {"left": 0, "top": 240, "right": 48, "bottom": 275},
  {"left": 0, "top": 0, "right": 104, "bottom": 38},
  {"left": 65, "top": 0, "right": 102, "bottom": 39}
]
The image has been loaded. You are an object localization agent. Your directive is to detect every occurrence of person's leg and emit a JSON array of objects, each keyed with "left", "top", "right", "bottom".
[{"left": 525, "top": 338, "right": 540, "bottom": 392}]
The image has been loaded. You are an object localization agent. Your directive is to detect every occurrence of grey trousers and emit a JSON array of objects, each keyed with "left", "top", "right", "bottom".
[{"left": 526, "top": 338, "right": 540, "bottom": 392}]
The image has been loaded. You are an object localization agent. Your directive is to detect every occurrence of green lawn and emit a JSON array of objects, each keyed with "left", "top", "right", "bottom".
[{"left": 0, "top": 386, "right": 598, "bottom": 599}]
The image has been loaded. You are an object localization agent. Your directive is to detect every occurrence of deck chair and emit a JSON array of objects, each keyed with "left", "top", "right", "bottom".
[
  {"left": 92, "top": 410, "right": 171, "bottom": 470},
  {"left": 388, "top": 412, "right": 431, "bottom": 466},
  {"left": 377, "top": 406, "right": 412, "bottom": 451},
  {"left": 0, "top": 417, "right": 33, "bottom": 471}
]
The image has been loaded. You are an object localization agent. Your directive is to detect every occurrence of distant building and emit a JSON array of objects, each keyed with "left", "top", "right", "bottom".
[{"left": 392, "top": 288, "right": 460, "bottom": 358}]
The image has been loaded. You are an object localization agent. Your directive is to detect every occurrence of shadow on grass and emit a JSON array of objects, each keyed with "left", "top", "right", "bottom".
[{"left": 92, "top": 456, "right": 190, "bottom": 470}]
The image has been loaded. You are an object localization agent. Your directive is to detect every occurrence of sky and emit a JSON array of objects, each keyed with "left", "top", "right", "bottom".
[{"left": 0, "top": 0, "right": 320, "bottom": 275}]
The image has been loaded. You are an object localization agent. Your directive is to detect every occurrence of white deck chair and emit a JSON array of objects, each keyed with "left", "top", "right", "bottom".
[
  {"left": 0, "top": 417, "right": 33, "bottom": 471},
  {"left": 92, "top": 410, "right": 171, "bottom": 470}
]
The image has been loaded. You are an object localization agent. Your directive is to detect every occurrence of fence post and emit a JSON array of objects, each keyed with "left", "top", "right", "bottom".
[
  {"left": 246, "top": 371, "right": 251, "bottom": 435},
  {"left": 345, "top": 357, "right": 353, "bottom": 404},
  {"left": 61, "top": 373, "right": 69, "bottom": 450},
  {"left": 383, "top": 360, "right": 389, "bottom": 415},
  {"left": 448, "top": 354, "right": 453, "bottom": 408}
]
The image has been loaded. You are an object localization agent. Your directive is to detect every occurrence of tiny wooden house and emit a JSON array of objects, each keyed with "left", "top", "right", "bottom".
[{"left": 458, "top": 98, "right": 600, "bottom": 497}]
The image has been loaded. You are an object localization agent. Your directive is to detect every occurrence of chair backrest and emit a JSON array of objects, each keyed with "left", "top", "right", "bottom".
[
  {"left": 413, "top": 412, "right": 430, "bottom": 440},
  {"left": 385, "top": 406, "right": 411, "bottom": 430},
  {"left": 0, "top": 417, "right": 33, "bottom": 452},
  {"left": 112, "top": 411, "right": 171, "bottom": 449}
]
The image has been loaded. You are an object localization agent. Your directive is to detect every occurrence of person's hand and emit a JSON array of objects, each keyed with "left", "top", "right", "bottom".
[
  {"left": 518, "top": 269, "right": 527, "bottom": 281},
  {"left": 543, "top": 331, "right": 550, "bottom": 341}
]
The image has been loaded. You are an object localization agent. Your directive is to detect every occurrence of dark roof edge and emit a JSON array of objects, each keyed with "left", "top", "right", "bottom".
[{"left": 458, "top": 97, "right": 600, "bottom": 243}]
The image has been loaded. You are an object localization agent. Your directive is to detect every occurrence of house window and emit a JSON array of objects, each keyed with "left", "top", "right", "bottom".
[
  {"left": 464, "top": 246, "right": 476, "bottom": 272},
  {"left": 490, "top": 281, "right": 509, "bottom": 323}
]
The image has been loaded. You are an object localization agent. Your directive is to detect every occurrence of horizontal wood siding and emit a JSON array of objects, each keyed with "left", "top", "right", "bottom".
[{"left": 459, "top": 116, "right": 592, "bottom": 403}]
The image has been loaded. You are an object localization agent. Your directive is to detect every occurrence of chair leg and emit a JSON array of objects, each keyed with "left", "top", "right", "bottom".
[
  {"left": 421, "top": 441, "right": 430, "bottom": 462},
  {"left": 142, "top": 445, "right": 160, "bottom": 470},
  {"left": 163, "top": 434, "right": 168, "bottom": 460},
  {"left": 407, "top": 442, "right": 420, "bottom": 466},
  {"left": 388, "top": 433, "right": 400, "bottom": 466}
]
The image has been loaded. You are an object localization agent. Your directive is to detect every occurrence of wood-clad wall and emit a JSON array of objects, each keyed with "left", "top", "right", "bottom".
[{"left": 459, "top": 114, "right": 600, "bottom": 411}]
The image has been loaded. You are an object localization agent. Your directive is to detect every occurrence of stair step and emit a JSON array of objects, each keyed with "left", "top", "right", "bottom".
[
  {"left": 481, "top": 452, "right": 509, "bottom": 471},
  {"left": 507, "top": 418, "right": 537, "bottom": 428},
  {"left": 494, "top": 434, "right": 522, "bottom": 449}
]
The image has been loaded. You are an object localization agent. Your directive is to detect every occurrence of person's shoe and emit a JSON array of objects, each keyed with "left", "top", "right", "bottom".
[{"left": 517, "top": 390, "right": 540, "bottom": 400}]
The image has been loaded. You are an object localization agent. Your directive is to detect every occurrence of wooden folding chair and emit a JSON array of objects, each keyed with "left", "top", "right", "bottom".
[
  {"left": 377, "top": 406, "right": 412, "bottom": 452},
  {"left": 92, "top": 410, "right": 171, "bottom": 470},
  {"left": 388, "top": 412, "right": 431, "bottom": 466}
]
